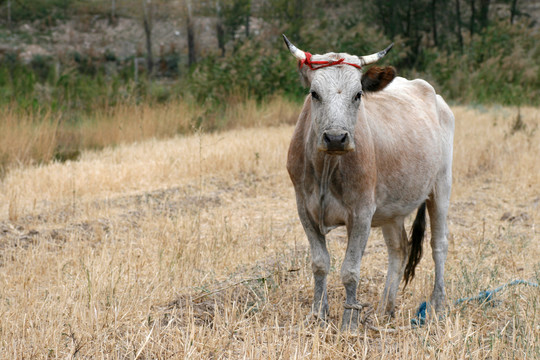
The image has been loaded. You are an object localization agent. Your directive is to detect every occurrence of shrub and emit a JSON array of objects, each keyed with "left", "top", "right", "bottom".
[
  {"left": 29, "top": 55, "right": 55, "bottom": 83},
  {"left": 188, "top": 38, "right": 306, "bottom": 106},
  {"left": 424, "top": 20, "right": 540, "bottom": 105}
]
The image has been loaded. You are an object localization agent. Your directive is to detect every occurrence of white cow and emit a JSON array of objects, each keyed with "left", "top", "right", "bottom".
[{"left": 284, "top": 35, "right": 454, "bottom": 331}]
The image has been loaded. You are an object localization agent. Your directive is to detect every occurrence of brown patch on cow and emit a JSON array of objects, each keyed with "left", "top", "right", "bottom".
[
  {"left": 287, "top": 96, "right": 312, "bottom": 185},
  {"left": 361, "top": 66, "right": 396, "bottom": 93}
]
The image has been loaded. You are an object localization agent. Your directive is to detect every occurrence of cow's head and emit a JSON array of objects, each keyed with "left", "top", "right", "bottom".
[{"left": 283, "top": 35, "right": 396, "bottom": 154}]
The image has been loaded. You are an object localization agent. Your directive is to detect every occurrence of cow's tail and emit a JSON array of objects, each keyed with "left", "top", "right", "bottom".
[{"left": 403, "top": 202, "right": 427, "bottom": 288}]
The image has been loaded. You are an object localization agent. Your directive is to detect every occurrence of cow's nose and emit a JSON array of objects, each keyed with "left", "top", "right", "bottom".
[{"left": 323, "top": 131, "right": 350, "bottom": 153}]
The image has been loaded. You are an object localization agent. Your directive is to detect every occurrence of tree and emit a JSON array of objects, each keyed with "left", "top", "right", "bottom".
[
  {"left": 510, "top": 0, "right": 518, "bottom": 24},
  {"left": 184, "top": 0, "right": 196, "bottom": 66},
  {"left": 222, "top": 0, "right": 251, "bottom": 43},
  {"left": 212, "top": 0, "right": 251, "bottom": 56},
  {"left": 478, "top": 0, "right": 490, "bottom": 30},
  {"left": 469, "top": 0, "right": 476, "bottom": 38},
  {"left": 262, "top": 0, "right": 306, "bottom": 41},
  {"left": 431, "top": 0, "right": 438, "bottom": 46},
  {"left": 109, "top": 0, "right": 117, "bottom": 25},
  {"left": 7, "top": 0, "right": 12, "bottom": 30},
  {"left": 216, "top": 1, "right": 226, "bottom": 56},
  {"left": 142, "top": 0, "right": 154, "bottom": 75},
  {"left": 455, "top": 0, "right": 464, "bottom": 53}
]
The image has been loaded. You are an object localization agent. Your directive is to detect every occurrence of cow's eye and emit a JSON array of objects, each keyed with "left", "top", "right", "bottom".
[
  {"left": 354, "top": 91, "right": 363, "bottom": 101},
  {"left": 311, "top": 91, "right": 321, "bottom": 101}
]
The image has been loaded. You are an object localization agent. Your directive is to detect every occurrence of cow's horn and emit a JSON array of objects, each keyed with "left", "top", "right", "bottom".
[
  {"left": 359, "top": 43, "right": 394, "bottom": 66},
  {"left": 282, "top": 34, "right": 306, "bottom": 61}
]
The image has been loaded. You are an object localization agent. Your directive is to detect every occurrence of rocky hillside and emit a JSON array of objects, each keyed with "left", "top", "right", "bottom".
[
  {"left": 1, "top": 0, "right": 537, "bottom": 64},
  {"left": 1, "top": 15, "right": 219, "bottom": 63}
]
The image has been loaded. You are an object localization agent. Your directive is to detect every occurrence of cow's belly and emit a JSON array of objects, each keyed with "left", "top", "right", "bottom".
[
  {"left": 305, "top": 188, "right": 428, "bottom": 230},
  {"left": 303, "top": 165, "right": 436, "bottom": 230},
  {"left": 371, "top": 175, "right": 436, "bottom": 227},
  {"left": 371, "top": 200, "right": 423, "bottom": 227}
]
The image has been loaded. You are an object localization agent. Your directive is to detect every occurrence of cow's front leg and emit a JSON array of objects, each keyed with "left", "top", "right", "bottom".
[
  {"left": 296, "top": 202, "right": 330, "bottom": 321},
  {"left": 309, "top": 231, "right": 330, "bottom": 321},
  {"left": 340, "top": 212, "right": 372, "bottom": 332}
]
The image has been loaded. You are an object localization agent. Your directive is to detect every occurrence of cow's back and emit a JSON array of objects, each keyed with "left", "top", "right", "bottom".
[{"left": 362, "top": 77, "right": 454, "bottom": 223}]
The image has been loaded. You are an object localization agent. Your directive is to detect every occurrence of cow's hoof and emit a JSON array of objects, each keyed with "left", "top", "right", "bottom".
[
  {"left": 304, "top": 312, "right": 328, "bottom": 329},
  {"left": 430, "top": 293, "right": 447, "bottom": 314},
  {"left": 340, "top": 302, "right": 368, "bottom": 333}
]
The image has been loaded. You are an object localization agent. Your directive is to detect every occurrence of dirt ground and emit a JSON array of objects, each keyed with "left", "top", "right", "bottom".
[{"left": 0, "top": 106, "right": 539, "bottom": 358}]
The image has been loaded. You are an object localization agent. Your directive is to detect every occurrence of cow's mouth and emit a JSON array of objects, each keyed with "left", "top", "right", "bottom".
[{"left": 321, "top": 149, "right": 353, "bottom": 155}]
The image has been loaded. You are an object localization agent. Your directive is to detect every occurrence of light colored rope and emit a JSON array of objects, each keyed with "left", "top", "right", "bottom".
[{"left": 343, "top": 302, "right": 369, "bottom": 311}]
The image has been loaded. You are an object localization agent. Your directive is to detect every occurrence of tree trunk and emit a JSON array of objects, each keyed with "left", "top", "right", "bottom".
[
  {"left": 7, "top": 0, "right": 11, "bottom": 31},
  {"left": 469, "top": 0, "right": 475, "bottom": 38},
  {"left": 289, "top": 0, "right": 304, "bottom": 41},
  {"left": 110, "top": 0, "right": 117, "bottom": 25},
  {"left": 186, "top": 0, "right": 196, "bottom": 66},
  {"left": 143, "top": 0, "right": 154, "bottom": 75},
  {"left": 510, "top": 0, "right": 518, "bottom": 24},
  {"left": 479, "top": 0, "right": 490, "bottom": 30},
  {"left": 455, "top": 0, "right": 463, "bottom": 53},
  {"left": 406, "top": 0, "right": 412, "bottom": 37},
  {"left": 431, "top": 0, "right": 438, "bottom": 46},
  {"left": 217, "top": 22, "right": 225, "bottom": 56},
  {"left": 215, "top": 1, "right": 225, "bottom": 56}
]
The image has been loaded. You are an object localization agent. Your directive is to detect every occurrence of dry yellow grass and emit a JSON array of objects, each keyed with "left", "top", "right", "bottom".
[
  {"left": 0, "top": 97, "right": 299, "bottom": 175},
  {"left": 0, "top": 105, "right": 539, "bottom": 358}
]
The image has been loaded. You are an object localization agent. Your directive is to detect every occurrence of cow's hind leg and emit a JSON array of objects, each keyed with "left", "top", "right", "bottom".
[
  {"left": 379, "top": 219, "right": 409, "bottom": 316},
  {"left": 426, "top": 169, "right": 451, "bottom": 313}
]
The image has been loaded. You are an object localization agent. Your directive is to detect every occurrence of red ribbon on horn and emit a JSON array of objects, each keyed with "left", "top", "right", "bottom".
[{"left": 300, "top": 52, "right": 362, "bottom": 70}]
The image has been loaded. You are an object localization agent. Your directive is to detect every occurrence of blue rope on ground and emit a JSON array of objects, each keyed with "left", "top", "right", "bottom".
[{"left": 411, "top": 279, "right": 539, "bottom": 327}]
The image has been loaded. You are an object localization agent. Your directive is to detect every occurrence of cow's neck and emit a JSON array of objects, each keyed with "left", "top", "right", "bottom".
[
  {"left": 304, "top": 109, "right": 376, "bottom": 234},
  {"left": 306, "top": 129, "right": 342, "bottom": 235},
  {"left": 318, "top": 154, "right": 340, "bottom": 234}
]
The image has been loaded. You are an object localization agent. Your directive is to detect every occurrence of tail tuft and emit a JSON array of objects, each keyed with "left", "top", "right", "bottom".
[{"left": 403, "top": 202, "right": 427, "bottom": 288}]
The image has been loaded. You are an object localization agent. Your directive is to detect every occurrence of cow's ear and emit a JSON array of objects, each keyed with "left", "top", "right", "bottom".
[
  {"left": 298, "top": 64, "right": 314, "bottom": 87},
  {"left": 361, "top": 66, "right": 396, "bottom": 92}
]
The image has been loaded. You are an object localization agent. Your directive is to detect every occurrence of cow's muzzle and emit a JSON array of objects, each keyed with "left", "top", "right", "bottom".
[{"left": 319, "top": 130, "right": 355, "bottom": 154}]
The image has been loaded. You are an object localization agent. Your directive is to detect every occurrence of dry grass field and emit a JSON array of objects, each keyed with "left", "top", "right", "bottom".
[
  {"left": 0, "top": 105, "right": 539, "bottom": 358},
  {"left": 0, "top": 97, "right": 300, "bottom": 175}
]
